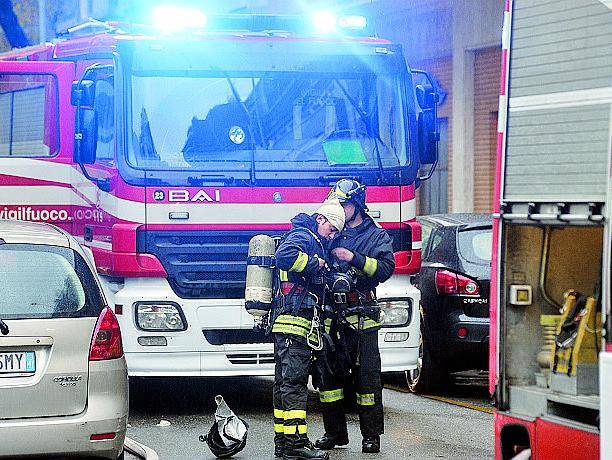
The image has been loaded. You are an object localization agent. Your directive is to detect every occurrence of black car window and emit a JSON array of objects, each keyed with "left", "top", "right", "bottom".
[
  {"left": 420, "top": 221, "right": 435, "bottom": 257},
  {"left": 457, "top": 228, "right": 492, "bottom": 265},
  {"left": 429, "top": 231, "right": 444, "bottom": 256},
  {"left": 0, "top": 244, "right": 105, "bottom": 319}
]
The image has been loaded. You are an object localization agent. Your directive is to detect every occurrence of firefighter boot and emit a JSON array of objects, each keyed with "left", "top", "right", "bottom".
[
  {"left": 362, "top": 436, "right": 380, "bottom": 453},
  {"left": 314, "top": 434, "right": 349, "bottom": 450},
  {"left": 283, "top": 437, "right": 330, "bottom": 460}
]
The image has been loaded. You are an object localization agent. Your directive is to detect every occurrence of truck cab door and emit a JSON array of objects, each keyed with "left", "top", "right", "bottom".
[
  {"left": 71, "top": 61, "right": 120, "bottom": 252},
  {"left": 0, "top": 60, "right": 75, "bottom": 233}
]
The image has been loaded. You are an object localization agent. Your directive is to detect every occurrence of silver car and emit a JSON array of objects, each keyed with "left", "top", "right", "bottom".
[{"left": 0, "top": 221, "right": 128, "bottom": 459}]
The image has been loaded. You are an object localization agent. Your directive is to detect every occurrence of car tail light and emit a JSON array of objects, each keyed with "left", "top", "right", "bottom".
[
  {"left": 435, "top": 269, "right": 480, "bottom": 296},
  {"left": 90, "top": 432, "right": 117, "bottom": 441},
  {"left": 89, "top": 307, "right": 124, "bottom": 361}
]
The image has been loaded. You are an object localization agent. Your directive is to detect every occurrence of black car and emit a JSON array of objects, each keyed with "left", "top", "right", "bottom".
[{"left": 407, "top": 213, "right": 492, "bottom": 392}]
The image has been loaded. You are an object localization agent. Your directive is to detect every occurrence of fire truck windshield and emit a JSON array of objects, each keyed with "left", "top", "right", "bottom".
[{"left": 128, "top": 73, "right": 407, "bottom": 182}]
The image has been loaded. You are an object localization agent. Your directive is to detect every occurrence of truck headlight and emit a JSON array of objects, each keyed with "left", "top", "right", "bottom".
[
  {"left": 135, "top": 302, "right": 186, "bottom": 331},
  {"left": 379, "top": 299, "right": 411, "bottom": 327}
]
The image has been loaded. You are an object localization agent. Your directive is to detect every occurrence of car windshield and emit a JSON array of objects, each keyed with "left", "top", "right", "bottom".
[
  {"left": 128, "top": 73, "right": 406, "bottom": 179},
  {"left": 0, "top": 244, "right": 103, "bottom": 319},
  {"left": 457, "top": 228, "right": 492, "bottom": 265}
]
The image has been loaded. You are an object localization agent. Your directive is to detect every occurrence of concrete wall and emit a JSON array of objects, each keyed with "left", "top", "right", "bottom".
[{"left": 450, "top": 0, "right": 502, "bottom": 212}]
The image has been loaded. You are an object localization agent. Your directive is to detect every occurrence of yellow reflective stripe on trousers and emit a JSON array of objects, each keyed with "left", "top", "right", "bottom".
[
  {"left": 324, "top": 318, "right": 332, "bottom": 334},
  {"left": 356, "top": 393, "right": 376, "bottom": 406},
  {"left": 274, "top": 423, "right": 284, "bottom": 433},
  {"left": 274, "top": 408, "right": 285, "bottom": 419},
  {"left": 319, "top": 388, "right": 344, "bottom": 403},
  {"left": 363, "top": 256, "right": 377, "bottom": 277},
  {"left": 272, "top": 314, "right": 311, "bottom": 337},
  {"left": 275, "top": 314, "right": 311, "bottom": 329},
  {"left": 344, "top": 314, "right": 380, "bottom": 330},
  {"left": 289, "top": 251, "right": 309, "bottom": 272},
  {"left": 284, "top": 409, "right": 307, "bottom": 420},
  {"left": 279, "top": 270, "right": 288, "bottom": 281},
  {"left": 271, "top": 324, "right": 309, "bottom": 337},
  {"left": 283, "top": 424, "right": 308, "bottom": 435}
]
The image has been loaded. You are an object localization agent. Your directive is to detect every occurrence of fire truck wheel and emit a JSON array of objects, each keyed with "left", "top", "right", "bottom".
[{"left": 405, "top": 308, "right": 447, "bottom": 393}]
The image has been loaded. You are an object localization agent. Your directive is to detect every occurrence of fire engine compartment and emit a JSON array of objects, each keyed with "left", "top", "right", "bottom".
[{"left": 501, "top": 223, "right": 603, "bottom": 430}]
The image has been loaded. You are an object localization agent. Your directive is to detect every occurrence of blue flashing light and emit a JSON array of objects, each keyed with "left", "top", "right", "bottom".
[
  {"left": 311, "top": 11, "right": 338, "bottom": 34},
  {"left": 152, "top": 5, "right": 207, "bottom": 32}
]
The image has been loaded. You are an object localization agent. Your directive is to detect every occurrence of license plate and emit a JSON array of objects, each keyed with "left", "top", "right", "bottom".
[{"left": 0, "top": 351, "right": 36, "bottom": 374}]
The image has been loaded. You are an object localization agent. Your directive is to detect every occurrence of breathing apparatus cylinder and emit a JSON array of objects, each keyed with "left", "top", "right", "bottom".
[{"left": 245, "top": 234, "right": 276, "bottom": 317}]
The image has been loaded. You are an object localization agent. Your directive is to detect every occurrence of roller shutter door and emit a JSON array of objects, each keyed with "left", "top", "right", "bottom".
[
  {"left": 503, "top": 0, "right": 611, "bottom": 208},
  {"left": 474, "top": 47, "right": 502, "bottom": 213}
]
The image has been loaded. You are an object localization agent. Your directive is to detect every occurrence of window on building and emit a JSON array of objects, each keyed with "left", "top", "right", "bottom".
[{"left": 0, "top": 74, "right": 57, "bottom": 157}]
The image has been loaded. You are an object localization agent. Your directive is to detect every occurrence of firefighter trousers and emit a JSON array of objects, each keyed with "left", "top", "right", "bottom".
[
  {"left": 273, "top": 333, "right": 313, "bottom": 449},
  {"left": 318, "top": 326, "right": 384, "bottom": 439}
]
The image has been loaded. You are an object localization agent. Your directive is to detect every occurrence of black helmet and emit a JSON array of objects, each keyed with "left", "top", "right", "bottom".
[
  {"left": 201, "top": 419, "right": 248, "bottom": 459},
  {"left": 329, "top": 179, "right": 368, "bottom": 212},
  {"left": 200, "top": 395, "right": 249, "bottom": 458}
]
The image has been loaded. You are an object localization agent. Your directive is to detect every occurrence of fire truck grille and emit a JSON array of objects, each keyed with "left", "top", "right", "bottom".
[
  {"left": 203, "top": 329, "right": 272, "bottom": 345},
  {"left": 138, "top": 230, "right": 280, "bottom": 299}
]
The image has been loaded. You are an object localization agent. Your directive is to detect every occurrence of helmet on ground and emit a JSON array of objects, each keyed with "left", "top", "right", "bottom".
[
  {"left": 329, "top": 178, "right": 367, "bottom": 212},
  {"left": 315, "top": 199, "right": 345, "bottom": 231},
  {"left": 200, "top": 395, "right": 248, "bottom": 459}
]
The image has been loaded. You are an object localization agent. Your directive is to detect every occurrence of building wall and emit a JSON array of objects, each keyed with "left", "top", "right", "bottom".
[
  {"left": 373, "top": 0, "right": 503, "bottom": 214},
  {"left": 0, "top": 0, "right": 84, "bottom": 51},
  {"left": 0, "top": 0, "right": 38, "bottom": 50}
]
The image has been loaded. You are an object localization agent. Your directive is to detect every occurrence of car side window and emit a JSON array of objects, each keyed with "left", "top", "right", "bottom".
[
  {"left": 421, "top": 222, "right": 435, "bottom": 257},
  {"left": 428, "top": 230, "right": 444, "bottom": 257}
]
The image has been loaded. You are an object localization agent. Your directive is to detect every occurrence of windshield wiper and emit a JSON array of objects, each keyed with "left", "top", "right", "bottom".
[
  {"left": 335, "top": 81, "right": 387, "bottom": 184},
  {"left": 0, "top": 317, "right": 9, "bottom": 335},
  {"left": 225, "top": 76, "right": 257, "bottom": 185}
]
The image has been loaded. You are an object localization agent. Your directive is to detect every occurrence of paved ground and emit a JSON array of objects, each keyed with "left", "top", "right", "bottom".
[{"left": 125, "top": 375, "right": 493, "bottom": 459}]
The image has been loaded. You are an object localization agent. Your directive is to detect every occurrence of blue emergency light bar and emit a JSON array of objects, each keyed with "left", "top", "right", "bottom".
[{"left": 150, "top": 5, "right": 371, "bottom": 37}]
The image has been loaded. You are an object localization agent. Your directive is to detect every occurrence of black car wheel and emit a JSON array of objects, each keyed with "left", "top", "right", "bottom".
[{"left": 405, "top": 308, "right": 447, "bottom": 393}]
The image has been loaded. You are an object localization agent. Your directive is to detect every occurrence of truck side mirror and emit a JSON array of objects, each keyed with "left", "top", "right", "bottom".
[
  {"left": 75, "top": 108, "right": 98, "bottom": 165},
  {"left": 72, "top": 79, "right": 98, "bottom": 165},
  {"left": 415, "top": 84, "right": 440, "bottom": 166}
]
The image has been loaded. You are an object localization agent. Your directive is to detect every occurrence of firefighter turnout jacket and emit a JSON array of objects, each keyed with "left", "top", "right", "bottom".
[
  {"left": 272, "top": 213, "right": 327, "bottom": 452},
  {"left": 317, "top": 214, "right": 395, "bottom": 444},
  {"left": 330, "top": 214, "right": 395, "bottom": 293}
]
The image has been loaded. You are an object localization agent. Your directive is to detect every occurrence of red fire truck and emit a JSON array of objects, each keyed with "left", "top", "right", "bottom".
[
  {"left": 0, "top": 9, "right": 439, "bottom": 378},
  {"left": 492, "top": 0, "right": 611, "bottom": 458}
]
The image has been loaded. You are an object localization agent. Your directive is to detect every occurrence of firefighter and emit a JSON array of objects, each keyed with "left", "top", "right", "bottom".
[
  {"left": 272, "top": 200, "right": 345, "bottom": 460},
  {"left": 314, "top": 179, "right": 395, "bottom": 454}
]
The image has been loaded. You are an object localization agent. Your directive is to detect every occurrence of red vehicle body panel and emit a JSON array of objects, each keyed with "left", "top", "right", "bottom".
[{"left": 494, "top": 413, "right": 599, "bottom": 460}]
